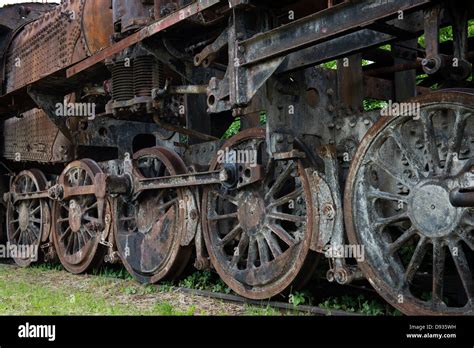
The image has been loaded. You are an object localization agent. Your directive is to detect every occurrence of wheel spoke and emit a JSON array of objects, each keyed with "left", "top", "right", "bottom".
[
  {"left": 265, "top": 162, "right": 295, "bottom": 200},
  {"left": 80, "top": 169, "right": 88, "bottom": 186},
  {"left": 264, "top": 230, "right": 283, "bottom": 258},
  {"left": 266, "top": 223, "right": 296, "bottom": 246},
  {"left": 389, "top": 128, "right": 424, "bottom": 176},
  {"left": 247, "top": 237, "right": 258, "bottom": 269},
  {"left": 219, "top": 224, "right": 242, "bottom": 246},
  {"left": 267, "top": 212, "right": 305, "bottom": 223},
  {"left": 448, "top": 241, "right": 473, "bottom": 301},
  {"left": 59, "top": 202, "right": 70, "bottom": 211},
  {"left": 432, "top": 240, "right": 446, "bottom": 305},
  {"left": 215, "top": 191, "right": 238, "bottom": 206},
  {"left": 208, "top": 212, "right": 238, "bottom": 221},
  {"left": 156, "top": 197, "right": 178, "bottom": 212},
  {"left": 374, "top": 212, "right": 409, "bottom": 230},
  {"left": 23, "top": 229, "right": 33, "bottom": 245},
  {"left": 404, "top": 236, "right": 428, "bottom": 284},
  {"left": 83, "top": 201, "right": 98, "bottom": 213},
  {"left": 268, "top": 187, "right": 304, "bottom": 208},
  {"left": 83, "top": 225, "right": 95, "bottom": 239},
  {"left": 66, "top": 232, "right": 75, "bottom": 253},
  {"left": 459, "top": 232, "right": 474, "bottom": 250},
  {"left": 420, "top": 112, "right": 441, "bottom": 174},
  {"left": 367, "top": 188, "right": 408, "bottom": 203},
  {"left": 83, "top": 215, "right": 101, "bottom": 224},
  {"left": 12, "top": 226, "right": 21, "bottom": 240},
  {"left": 444, "top": 110, "right": 468, "bottom": 174},
  {"left": 389, "top": 227, "right": 417, "bottom": 254},
  {"left": 30, "top": 217, "right": 42, "bottom": 224},
  {"left": 78, "top": 229, "right": 87, "bottom": 249},
  {"left": 59, "top": 226, "right": 72, "bottom": 242},
  {"left": 369, "top": 154, "right": 413, "bottom": 189},
  {"left": 29, "top": 224, "right": 40, "bottom": 238},
  {"left": 30, "top": 205, "right": 41, "bottom": 215},
  {"left": 229, "top": 233, "right": 249, "bottom": 268},
  {"left": 257, "top": 236, "right": 270, "bottom": 264},
  {"left": 18, "top": 231, "right": 25, "bottom": 245}
]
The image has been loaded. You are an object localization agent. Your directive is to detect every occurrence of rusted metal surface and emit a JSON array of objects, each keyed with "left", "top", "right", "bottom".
[
  {"left": 344, "top": 91, "right": 474, "bottom": 315},
  {"left": 0, "top": 0, "right": 473, "bottom": 317},
  {"left": 66, "top": 0, "right": 221, "bottom": 78},
  {"left": 0, "top": 3, "right": 56, "bottom": 32},
  {"left": 114, "top": 147, "right": 192, "bottom": 283},
  {"left": 2, "top": 109, "right": 72, "bottom": 163},
  {"left": 238, "top": 0, "right": 431, "bottom": 67},
  {"left": 52, "top": 159, "right": 108, "bottom": 274},
  {"left": 113, "top": 0, "right": 154, "bottom": 34},
  {"left": 4, "top": 0, "right": 113, "bottom": 94},
  {"left": 6, "top": 169, "right": 50, "bottom": 267},
  {"left": 201, "top": 128, "right": 318, "bottom": 299},
  {"left": 136, "top": 170, "right": 222, "bottom": 191}
]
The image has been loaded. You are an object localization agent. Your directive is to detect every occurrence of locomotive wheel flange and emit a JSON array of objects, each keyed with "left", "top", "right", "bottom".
[
  {"left": 114, "top": 147, "right": 192, "bottom": 284},
  {"left": 345, "top": 91, "right": 474, "bottom": 315},
  {"left": 52, "top": 159, "right": 109, "bottom": 274},
  {"left": 6, "top": 169, "right": 50, "bottom": 267},
  {"left": 202, "top": 128, "right": 318, "bottom": 299}
]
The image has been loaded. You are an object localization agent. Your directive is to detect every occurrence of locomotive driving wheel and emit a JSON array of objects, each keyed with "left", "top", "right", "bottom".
[
  {"left": 114, "top": 147, "right": 192, "bottom": 284},
  {"left": 6, "top": 170, "right": 50, "bottom": 267},
  {"left": 345, "top": 91, "right": 474, "bottom": 315},
  {"left": 202, "top": 128, "right": 317, "bottom": 299},
  {"left": 52, "top": 159, "right": 109, "bottom": 274}
]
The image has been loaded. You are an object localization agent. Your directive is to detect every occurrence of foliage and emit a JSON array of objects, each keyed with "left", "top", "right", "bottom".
[
  {"left": 222, "top": 118, "right": 240, "bottom": 139},
  {"left": 363, "top": 98, "right": 388, "bottom": 112},
  {"left": 319, "top": 294, "right": 392, "bottom": 316},
  {"left": 178, "top": 270, "right": 232, "bottom": 294},
  {"left": 222, "top": 112, "right": 266, "bottom": 139},
  {"left": 288, "top": 290, "right": 312, "bottom": 306},
  {"left": 92, "top": 265, "right": 133, "bottom": 280}
]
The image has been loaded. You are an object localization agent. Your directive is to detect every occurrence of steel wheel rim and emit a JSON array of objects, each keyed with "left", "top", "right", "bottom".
[
  {"left": 52, "top": 159, "right": 107, "bottom": 274},
  {"left": 114, "top": 147, "right": 192, "bottom": 284},
  {"left": 6, "top": 169, "right": 48, "bottom": 267},
  {"left": 202, "top": 128, "right": 316, "bottom": 299},
  {"left": 345, "top": 91, "right": 474, "bottom": 315}
]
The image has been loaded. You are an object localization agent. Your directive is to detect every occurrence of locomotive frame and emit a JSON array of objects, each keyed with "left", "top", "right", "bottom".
[{"left": 0, "top": 0, "right": 472, "bottom": 316}]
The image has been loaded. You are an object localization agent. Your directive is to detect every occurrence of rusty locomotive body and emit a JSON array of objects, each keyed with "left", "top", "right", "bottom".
[{"left": 0, "top": 0, "right": 472, "bottom": 315}]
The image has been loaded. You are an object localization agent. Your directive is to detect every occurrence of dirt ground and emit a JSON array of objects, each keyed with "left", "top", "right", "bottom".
[{"left": 0, "top": 263, "right": 257, "bottom": 316}]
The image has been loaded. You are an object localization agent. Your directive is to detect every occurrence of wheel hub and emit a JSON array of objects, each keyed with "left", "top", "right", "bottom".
[
  {"left": 237, "top": 191, "right": 265, "bottom": 235},
  {"left": 18, "top": 203, "right": 30, "bottom": 231},
  {"left": 69, "top": 200, "right": 83, "bottom": 232},
  {"left": 409, "top": 182, "right": 459, "bottom": 237}
]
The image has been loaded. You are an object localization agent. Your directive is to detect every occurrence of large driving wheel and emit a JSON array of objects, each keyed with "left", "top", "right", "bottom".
[
  {"left": 114, "top": 147, "right": 192, "bottom": 284},
  {"left": 52, "top": 159, "right": 109, "bottom": 274},
  {"left": 345, "top": 91, "right": 474, "bottom": 315},
  {"left": 202, "top": 128, "right": 318, "bottom": 299},
  {"left": 6, "top": 169, "right": 50, "bottom": 267}
]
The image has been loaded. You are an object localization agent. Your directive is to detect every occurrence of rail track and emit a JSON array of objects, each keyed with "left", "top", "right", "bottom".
[{"left": 174, "top": 286, "right": 362, "bottom": 316}]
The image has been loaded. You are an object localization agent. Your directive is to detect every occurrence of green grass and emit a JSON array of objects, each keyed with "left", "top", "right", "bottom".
[
  {"left": 0, "top": 264, "right": 225, "bottom": 316},
  {"left": 0, "top": 278, "right": 174, "bottom": 315},
  {"left": 243, "top": 305, "right": 281, "bottom": 316}
]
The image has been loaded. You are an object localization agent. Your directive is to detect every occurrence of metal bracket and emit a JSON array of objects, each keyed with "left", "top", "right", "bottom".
[{"left": 195, "top": 27, "right": 229, "bottom": 68}]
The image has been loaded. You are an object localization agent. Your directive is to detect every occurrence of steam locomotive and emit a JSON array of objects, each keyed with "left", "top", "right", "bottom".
[{"left": 0, "top": 0, "right": 472, "bottom": 315}]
